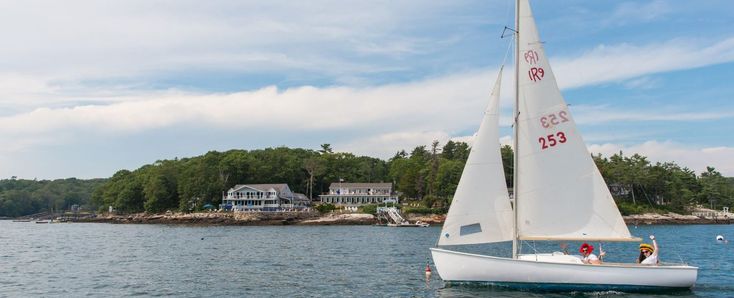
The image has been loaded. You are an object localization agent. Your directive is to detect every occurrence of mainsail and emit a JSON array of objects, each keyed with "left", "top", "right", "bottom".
[
  {"left": 438, "top": 68, "right": 514, "bottom": 245},
  {"left": 514, "top": 0, "right": 634, "bottom": 241}
]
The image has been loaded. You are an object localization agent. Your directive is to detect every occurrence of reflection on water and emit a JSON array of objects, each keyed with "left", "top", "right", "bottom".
[{"left": 0, "top": 222, "right": 731, "bottom": 297}]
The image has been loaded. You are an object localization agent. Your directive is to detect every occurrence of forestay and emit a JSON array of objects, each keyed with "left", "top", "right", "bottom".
[
  {"left": 439, "top": 68, "right": 514, "bottom": 245},
  {"left": 514, "top": 0, "right": 635, "bottom": 241}
]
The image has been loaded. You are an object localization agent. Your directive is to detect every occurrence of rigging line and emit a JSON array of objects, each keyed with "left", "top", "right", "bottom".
[
  {"left": 503, "top": 0, "right": 513, "bottom": 30},
  {"left": 500, "top": 32, "right": 514, "bottom": 69},
  {"left": 522, "top": 240, "right": 538, "bottom": 255}
]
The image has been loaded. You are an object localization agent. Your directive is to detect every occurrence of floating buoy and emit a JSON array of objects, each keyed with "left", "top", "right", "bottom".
[
  {"left": 425, "top": 263, "right": 432, "bottom": 278},
  {"left": 717, "top": 235, "right": 725, "bottom": 241}
]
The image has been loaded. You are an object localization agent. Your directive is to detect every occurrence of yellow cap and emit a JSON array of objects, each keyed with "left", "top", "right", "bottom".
[{"left": 639, "top": 243, "right": 654, "bottom": 252}]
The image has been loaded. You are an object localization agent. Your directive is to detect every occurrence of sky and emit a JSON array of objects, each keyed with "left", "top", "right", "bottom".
[{"left": 1, "top": 0, "right": 733, "bottom": 179}]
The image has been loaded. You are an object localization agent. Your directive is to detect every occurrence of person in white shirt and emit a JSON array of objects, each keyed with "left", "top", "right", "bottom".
[
  {"left": 638, "top": 235, "right": 659, "bottom": 265},
  {"left": 579, "top": 243, "right": 604, "bottom": 264}
]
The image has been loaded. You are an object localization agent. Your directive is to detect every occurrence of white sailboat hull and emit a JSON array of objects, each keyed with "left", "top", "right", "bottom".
[{"left": 430, "top": 248, "right": 697, "bottom": 292}]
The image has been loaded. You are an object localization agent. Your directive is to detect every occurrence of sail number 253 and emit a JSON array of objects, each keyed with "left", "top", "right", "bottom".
[
  {"left": 539, "top": 111, "right": 569, "bottom": 128},
  {"left": 538, "top": 132, "right": 567, "bottom": 150}
]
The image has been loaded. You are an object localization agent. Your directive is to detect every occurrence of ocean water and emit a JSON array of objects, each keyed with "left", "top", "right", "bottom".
[{"left": 0, "top": 221, "right": 732, "bottom": 297}]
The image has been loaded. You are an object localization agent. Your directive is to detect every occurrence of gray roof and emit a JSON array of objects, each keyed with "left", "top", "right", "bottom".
[
  {"left": 230, "top": 184, "right": 294, "bottom": 200},
  {"left": 293, "top": 193, "right": 310, "bottom": 202},
  {"left": 328, "top": 182, "right": 392, "bottom": 189},
  {"left": 231, "top": 184, "right": 289, "bottom": 193}
]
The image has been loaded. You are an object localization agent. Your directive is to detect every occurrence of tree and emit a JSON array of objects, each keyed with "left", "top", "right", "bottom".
[
  {"left": 427, "top": 140, "right": 441, "bottom": 197},
  {"left": 501, "top": 145, "right": 514, "bottom": 188},
  {"left": 699, "top": 167, "right": 731, "bottom": 210},
  {"left": 303, "top": 157, "right": 326, "bottom": 199},
  {"left": 319, "top": 144, "right": 333, "bottom": 154},
  {"left": 435, "top": 159, "right": 464, "bottom": 198}
]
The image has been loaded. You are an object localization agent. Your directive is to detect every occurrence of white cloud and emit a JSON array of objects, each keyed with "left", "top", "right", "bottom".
[
  {"left": 338, "top": 130, "right": 451, "bottom": 159},
  {"left": 622, "top": 76, "right": 661, "bottom": 90},
  {"left": 2, "top": 35, "right": 734, "bottom": 159},
  {"left": 0, "top": 1, "right": 478, "bottom": 95},
  {"left": 604, "top": 0, "right": 672, "bottom": 26},
  {"left": 571, "top": 105, "right": 734, "bottom": 125},
  {"left": 0, "top": 2, "right": 732, "bottom": 179},
  {"left": 553, "top": 37, "right": 734, "bottom": 89},
  {"left": 588, "top": 141, "right": 734, "bottom": 177},
  {"left": 0, "top": 70, "right": 500, "bottom": 154}
]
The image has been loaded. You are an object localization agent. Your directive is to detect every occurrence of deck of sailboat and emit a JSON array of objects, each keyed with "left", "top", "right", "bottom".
[
  {"left": 431, "top": 247, "right": 697, "bottom": 292},
  {"left": 432, "top": 247, "right": 696, "bottom": 269}
]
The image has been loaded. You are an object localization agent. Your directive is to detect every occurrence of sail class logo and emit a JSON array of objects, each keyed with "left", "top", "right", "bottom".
[{"left": 524, "top": 50, "right": 545, "bottom": 82}]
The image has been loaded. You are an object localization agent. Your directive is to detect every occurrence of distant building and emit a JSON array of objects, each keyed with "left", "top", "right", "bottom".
[
  {"left": 608, "top": 183, "right": 631, "bottom": 197},
  {"left": 319, "top": 182, "right": 398, "bottom": 208},
  {"left": 221, "top": 184, "right": 310, "bottom": 211}
]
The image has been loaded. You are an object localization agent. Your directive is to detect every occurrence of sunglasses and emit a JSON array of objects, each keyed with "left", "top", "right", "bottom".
[{"left": 641, "top": 250, "right": 651, "bottom": 253}]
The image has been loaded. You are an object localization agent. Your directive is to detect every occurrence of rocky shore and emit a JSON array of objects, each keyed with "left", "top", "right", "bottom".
[
  {"left": 77, "top": 211, "right": 376, "bottom": 226},
  {"left": 69, "top": 211, "right": 732, "bottom": 226},
  {"left": 623, "top": 213, "right": 732, "bottom": 225}
]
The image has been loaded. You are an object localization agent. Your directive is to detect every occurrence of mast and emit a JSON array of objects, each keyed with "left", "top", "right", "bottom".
[{"left": 512, "top": 0, "right": 520, "bottom": 259}]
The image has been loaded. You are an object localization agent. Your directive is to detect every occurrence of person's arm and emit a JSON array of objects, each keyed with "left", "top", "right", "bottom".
[
  {"left": 587, "top": 254, "right": 602, "bottom": 265},
  {"left": 559, "top": 243, "right": 569, "bottom": 255},
  {"left": 650, "top": 235, "right": 659, "bottom": 258},
  {"left": 599, "top": 244, "right": 606, "bottom": 261}
]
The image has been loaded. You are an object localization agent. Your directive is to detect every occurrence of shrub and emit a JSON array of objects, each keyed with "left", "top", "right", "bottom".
[
  {"left": 616, "top": 201, "right": 647, "bottom": 216},
  {"left": 359, "top": 204, "right": 377, "bottom": 215},
  {"left": 315, "top": 203, "right": 336, "bottom": 213},
  {"left": 402, "top": 206, "right": 441, "bottom": 215}
]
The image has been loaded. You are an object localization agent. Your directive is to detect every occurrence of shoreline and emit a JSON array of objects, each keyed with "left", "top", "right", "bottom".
[
  {"left": 623, "top": 213, "right": 733, "bottom": 225},
  {"left": 48, "top": 211, "right": 734, "bottom": 226},
  {"left": 73, "top": 211, "right": 376, "bottom": 226}
]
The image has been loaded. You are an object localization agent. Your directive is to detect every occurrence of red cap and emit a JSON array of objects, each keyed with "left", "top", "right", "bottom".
[{"left": 579, "top": 243, "right": 594, "bottom": 254}]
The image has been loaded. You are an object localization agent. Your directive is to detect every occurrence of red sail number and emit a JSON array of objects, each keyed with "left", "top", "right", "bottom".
[
  {"left": 538, "top": 132, "right": 567, "bottom": 150},
  {"left": 528, "top": 67, "right": 545, "bottom": 82},
  {"left": 524, "top": 50, "right": 539, "bottom": 65},
  {"left": 540, "top": 110, "right": 569, "bottom": 128}
]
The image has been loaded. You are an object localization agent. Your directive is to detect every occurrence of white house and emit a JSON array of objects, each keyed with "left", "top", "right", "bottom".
[
  {"left": 221, "top": 184, "right": 309, "bottom": 211},
  {"left": 319, "top": 182, "right": 398, "bottom": 208}
]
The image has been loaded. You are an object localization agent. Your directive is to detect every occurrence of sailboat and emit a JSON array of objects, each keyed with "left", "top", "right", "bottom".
[{"left": 429, "top": 0, "right": 698, "bottom": 292}]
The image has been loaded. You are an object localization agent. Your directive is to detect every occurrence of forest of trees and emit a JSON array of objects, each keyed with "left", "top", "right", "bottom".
[
  {"left": 0, "top": 178, "right": 106, "bottom": 217},
  {"left": 1, "top": 142, "right": 733, "bottom": 217}
]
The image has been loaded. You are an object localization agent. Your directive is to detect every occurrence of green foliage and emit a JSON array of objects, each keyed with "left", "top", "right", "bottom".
[
  {"left": 315, "top": 203, "right": 336, "bottom": 213},
  {"left": 616, "top": 201, "right": 649, "bottom": 216},
  {"left": 596, "top": 152, "right": 733, "bottom": 214},
  {"left": 143, "top": 168, "right": 178, "bottom": 213},
  {"left": 3, "top": 143, "right": 733, "bottom": 217},
  {"left": 402, "top": 206, "right": 445, "bottom": 215},
  {"left": 0, "top": 178, "right": 106, "bottom": 217},
  {"left": 501, "top": 145, "right": 514, "bottom": 188},
  {"left": 359, "top": 204, "right": 377, "bottom": 215},
  {"left": 86, "top": 146, "right": 391, "bottom": 215}
]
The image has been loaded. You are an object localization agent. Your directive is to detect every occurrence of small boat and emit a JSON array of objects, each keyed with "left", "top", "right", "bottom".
[
  {"left": 430, "top": 0, "right": 697, "bottom": 292},
  {"left": 35, "top": 220, "right": 51, "bottom": 224},
  {"left": 385, "top": 221, "right": 430, "bottom": 227},
  {"left": 416, "top": 221, "right": 430, "bottom": 227}
]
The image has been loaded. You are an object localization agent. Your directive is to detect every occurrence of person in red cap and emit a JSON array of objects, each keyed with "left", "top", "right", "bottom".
[
  {"left": 637, "top": 235, "right": 659, "bottom": 265},
  {"left": 579, "top": 243, "right": 604, "bottom": 264}
]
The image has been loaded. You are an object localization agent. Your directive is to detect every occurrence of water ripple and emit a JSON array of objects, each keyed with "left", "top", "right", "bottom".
[{"left": 0, "top": 222, "right": 731, "bottom": 297}]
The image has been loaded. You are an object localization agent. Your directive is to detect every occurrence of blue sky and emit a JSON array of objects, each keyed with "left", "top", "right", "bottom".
[{"left": 0, "top": 0, "right": 733, "bottom": 179}]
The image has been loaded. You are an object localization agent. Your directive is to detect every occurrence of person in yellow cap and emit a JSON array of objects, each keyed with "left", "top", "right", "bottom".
[{"left": 637, "top": 235, "right": 659, "bottom": 265}]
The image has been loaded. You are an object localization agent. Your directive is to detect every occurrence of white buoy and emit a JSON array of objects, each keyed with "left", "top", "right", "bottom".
[{"left": 716, "top": 235, "right": 725, "bottom": 241}]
